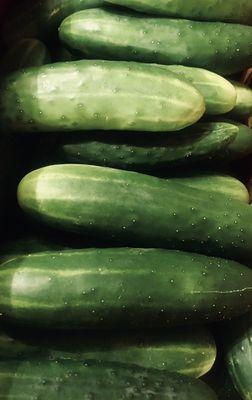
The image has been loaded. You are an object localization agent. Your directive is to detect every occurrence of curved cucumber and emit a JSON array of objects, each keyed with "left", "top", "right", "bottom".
[
  {"left": 55, "top": 122, "right": 238, "bottom": 172},
  {"left": 0, "top": 359, "right": 217, "bottom": 400},
  {"left": 158, "top": 65, "right": 236, "bottom": 115},
  {"left": 106, "top": 0, "right": 252, "bottom": 24},
  {"left": 59, "top": 8, "right": 252, "bottom": 75},
  {"left": 171, "top": 175, "right": 249, "bottom": 204},
  {"left": 1, "top": 248, "right": 251, "bottom": 329},
  {"left": 0, "top": 60, "right": 204, "bottom": 133},
  {"left": 227, "top": 82, "right": 252, "bottom": 123},
  {"left": 3, "top": 0, "right": 104, "bottom": 44},
  {"left": 0, "top": 39, "right": 50, "bottom": 75},
  {"left": 18, "top": 164, "right": 252, "bottom": 262},
  {"left": 0, "top": 325, "right": 216, "bottom": 378},
  {"left": 226, "top": 313, "right": 252, "bottom": 400}
]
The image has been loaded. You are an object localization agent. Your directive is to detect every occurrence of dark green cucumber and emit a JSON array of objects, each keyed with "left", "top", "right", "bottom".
[
  {"left": 0, "top": 359, "right": 217, "bottom": 400},
  {"left": 171, "top": 175, "right": 249, "bottom": 203},
  {"left": 226, "top": 313, "right": 252, "bottom": 400},
  {"left": 106, "top": 0, "right": 252, "bottom": 24},
  {"left": 17, "top": 164, "right": 252, "bottom": 262},
  {"left": 0, "top": 39, "right": 50, "bottom": 76},
  {"left": 0, "top": 60, "right": 205, "bottom": 133},
  {"left": 59, "top": 8, "right": 252, "bottom": 75},
  {"left": 0, "top": 248, "right": 251, "bottom": 328},
  {"left": 3, "top": 0, "right": 104, "bottom": 44},
  {"left": 55, "top": 122, "right": 237, "bottom": 172},
  {"left": 158, "top": 65, "right": 237, "bottom": 115},
  {"left": 227, "top": 82, "right": 252, "bottom": 123},
  {"left": 0, "top": 325, "right": 216, "bottom": 378}
]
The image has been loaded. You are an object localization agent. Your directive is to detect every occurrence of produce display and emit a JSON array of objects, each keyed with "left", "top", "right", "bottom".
[{"left": 0, "top": 0, "right": 252, "bottom": 398}]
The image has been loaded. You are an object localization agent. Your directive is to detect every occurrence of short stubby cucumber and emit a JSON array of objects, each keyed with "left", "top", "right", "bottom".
[
  {"left": 0, "top": 325, "right": 216, "bottom": 378},
  {"left": 226, "top": 313, "right": 252, "bottom": 400},
  {"left": 59, "top": 8, "right": 252, "bottom": 75},
  {"left": 55, "top": 122, "right": 238, "bottom": 172},
  {"left": 158, "top": 65, "right": 237, "bottom": 115},
  {"left": 0, "top": 60, "right": 205, "bottom": 133},
  {"left": 0, "top": 359, "right": 217, "bottom": 400},
  {"left": 227, "top": 82, "right": 252, "bottom": 123},
  {"left": 0, "top": 39, "right": 51, "bottom": 76},
  {"left": 170, "top": 175, "right": 249, "bottom": 204},
  {"left": 3, "top": 0, "right": 105, "bottom": 44},
  {"left": 17, "top": 164, "right": 252, "bottom": 262},
  {"left": 106, "top": 0, "right": 252, "bottom": 24},
  {"left": 0, "top": 249, "right": 251, "bottom": 329}
]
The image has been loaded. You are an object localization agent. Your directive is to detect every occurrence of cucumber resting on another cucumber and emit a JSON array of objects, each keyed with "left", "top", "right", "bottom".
[{"left": 227, "top": 82, "right": 252, "bottom": 123}]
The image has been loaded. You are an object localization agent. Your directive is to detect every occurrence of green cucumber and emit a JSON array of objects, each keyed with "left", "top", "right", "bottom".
[
  {"left": 59, "top": 8, "right": 252, "bottom": 76},
  {"left": 3, "top": 0, "right": 105, "bottom": 44},
  {"left": 0, "top": 359, "right": 217, "bottom": 400},
  {"left": 226, "top": 313, "right": 252, "bottom": 400},
  {"left": 170, "top": 175, "right": 249, "bottom": 203},
  {"left": 106, "top": 0, "right": 252, "bottom": 24},
  {"left": 158, "top": 65, "right": 236, "bottom": 115},
  {"left": 0, "top": 248, "right": 251, "bottom": 328},
  {"left": 0, "top": 60, "right": 205, "bottom": 133},
  {"left": 54, "top": 122, "right": 238, "bottom": 172},
  {"left": 0, "top": 325, "right": 216, "bottom": 378},
  {"left": 17, "top": 164, "right": 252, "bottom": 262},
  {"left": 227, "top": 82, "right": 252, "bottom": 123},
  {"left": 1, "top": 39, "right": 50, "bottom": 75}
]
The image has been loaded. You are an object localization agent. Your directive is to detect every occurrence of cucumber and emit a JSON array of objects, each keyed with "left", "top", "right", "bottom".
[
  {"left": 1, "top": 39, "right": 50, "bottom": 75},
  {"left": 0, "top": 359, "right": 217, "bottom": 400},
  {"left": 106, "top": 0, "right": 252, "bottom": 24},
  {"left": 0, "top": 325, "right": 216, "bottom": 378},
  {"left": 0, "top": 60, "right": 205, "bottom": 133},
  {"left": 227, "top": 82, "right": 252, "bottom": 123},
  {"left": 158, "top": 65, "right": 237, "bottom": 115},
  {"left": 0, "top": 248, "right": 251, "bottom": 328},
  {"left": 54, "top": 122, "right": 238, "bottom": 172},
  {"left": 17, "top": 164, "right": 252, "bottom": 262},
  {"left": 226, "top": 313, "right": 252, "bottom": 400},
  {"left": 170, "top": 175, "right": 249, "bottom": 203},
  {"left": 3, "top": 0, "right": 105, "bottom": 44},
  {"left": 59, "top": 8, "right": 252, "bottom": 76}
]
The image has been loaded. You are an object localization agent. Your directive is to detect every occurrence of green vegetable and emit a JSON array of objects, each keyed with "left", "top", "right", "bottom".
[
  {"left": 158, "top": 65, "right": 236, "bottom": 115},
  {"left": 0, "top": 359, "right": 217, "bottom": 399},
  {"left": 0, "top": 325, "right": 216, "bottom": 378},
  {"left": 59, "top": 8, "right": 252, "bottom": 75},
  {"left": 18, "top": 164, "right": 252, "bottom": 262},
  {"left": 226, "top": 313, "right": 252, "bottom": 400},
  {"left": 227, "top": 82, "right": 252, "bottom": 123},
  {"left": 170, "top": 175, "right": 249, "bottom": 203},
  {"left": 0, "top": 248, "right": 251, "bottom": 328},
  {"left": 54, "top": 122, "right": 237, "bottom": 172},
  {"left": 106, "top": 0, "right": 252, "bottom": 24},
  {"left": 0, "top": 39, "right": 50, "bottom": 75},
  {"left": 0, "top": 60, "right": 205, "bottom": 133}
]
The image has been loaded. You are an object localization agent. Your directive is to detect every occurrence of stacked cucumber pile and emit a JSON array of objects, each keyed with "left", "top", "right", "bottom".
[{"left": 0, "top": 0, "right": 252, "bottom": 399}]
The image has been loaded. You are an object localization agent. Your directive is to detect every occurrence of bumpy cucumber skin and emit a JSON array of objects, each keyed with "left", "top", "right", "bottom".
[
  {"left": 227, "top": 82, "right": 252, "bottom": 122},
  {"left": 158, "top": 65, "right": 237, "bottom": 115},
  {"left": 106, "top": 0, "right": 252, "bottom": 24},
  {"left": 0, "top": 60, "right": 204, "bottom": 133},
  {"left": 0, "top": 359, "right": 217, "bottom": 400},
  {"left": 0, "top": 326, "right": 216, "bottom": 378},
  {"left": 18, "top": 164, "right": 252, "bottom": 262},
  {"left": 59, "top": 8, "right": 252, "bottom": 75},
  {"left": 55, "top": 122, "right": 237, "bottom": 171},
  {"left": 171, "top": 175, "right": 249, "bottom": 204},
  {"left": 226, "top": 313, "right": 252, "bottom": 400},
  {"left": 3, "top": 0, "right": 105, "bottom": 44},
  {"left": 0, "top": 248, "right": 251, "bottom": 329},
  {"left": 1, "top": 39, "right": 50, "bottom": 75}
]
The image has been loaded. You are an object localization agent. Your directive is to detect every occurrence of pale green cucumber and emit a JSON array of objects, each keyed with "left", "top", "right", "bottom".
[
  {"left": 59, "top": 8, "right": 252, "bottom": 75},
  {"left": 0, "top": 60, "right": 205, "bottom": 133},
  {"left": 227, "top": 82, "right": 252, "bottom": 122}
]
